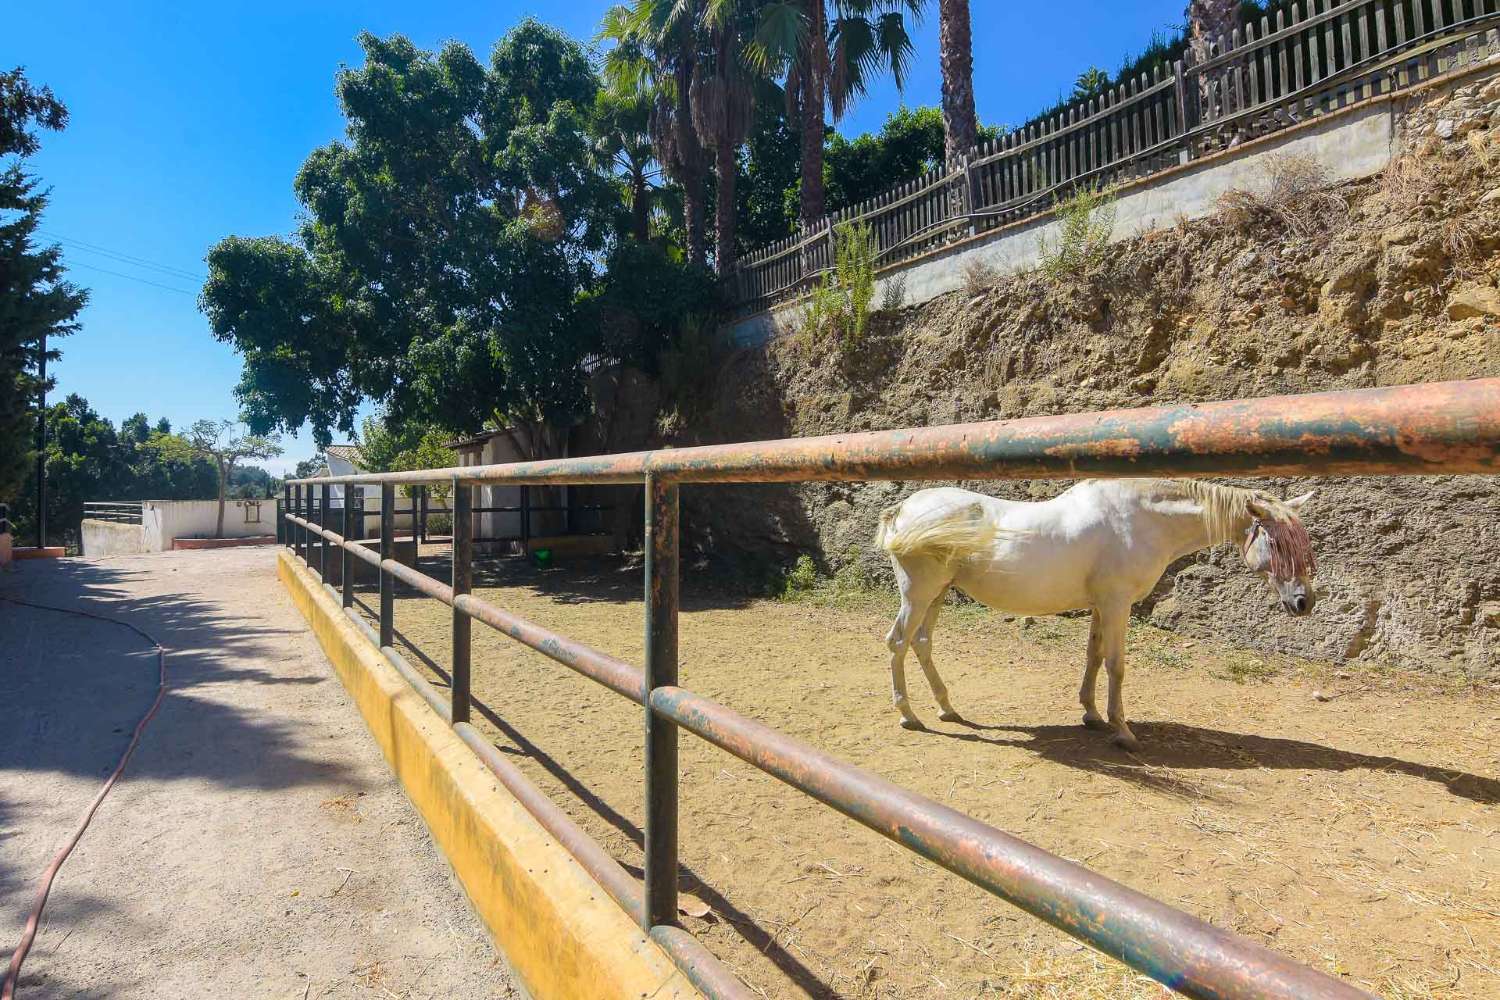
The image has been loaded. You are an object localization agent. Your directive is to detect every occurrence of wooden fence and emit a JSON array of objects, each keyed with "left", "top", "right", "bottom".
[{"left": 728, "top": 0, "right": 1500, "bottom": 314}]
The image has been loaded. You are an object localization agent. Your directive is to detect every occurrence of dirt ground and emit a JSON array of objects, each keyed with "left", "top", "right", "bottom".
[
  {"left": 376, "top": 548, "right": 1500, "bottom": 1000},
  {"left": 0, "top": 548, "right": 516, "bottom": 999}
]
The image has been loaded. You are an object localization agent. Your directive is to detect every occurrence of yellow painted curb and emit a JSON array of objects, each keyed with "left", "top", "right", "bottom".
[{"left": 278, "top": 550, "right": 702, "bottom": 1000}]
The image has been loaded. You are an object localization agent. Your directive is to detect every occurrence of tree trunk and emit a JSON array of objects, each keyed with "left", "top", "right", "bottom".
[
  {"left": 1185, "top": 0, "right": 1243, "bottom": 118},
  {"left": 215, "top": 461, "right": 228, "bottom": 538},
  {"left": 938, "top": 0, "right": 979, "bottom": 165},
  {"left": 683, "top": 167, "right": 706, "bottom": 268},
  {"left": 631, "top": 166, "right": 650, "bottom": 243},
  {"left": 714, "top": 141, "right": 738, "bottom": 274},
  {"left": 798, "top": 0, "right": 828, "bottom": 226}
]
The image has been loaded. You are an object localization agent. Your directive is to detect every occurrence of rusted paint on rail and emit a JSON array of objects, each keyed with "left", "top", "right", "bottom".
[
  {"left": 648, "top": 685, "right": 1374, "bottom": 1000},
  {"left": 290, "top": 379, "right": 1500, "bottom": 488}
]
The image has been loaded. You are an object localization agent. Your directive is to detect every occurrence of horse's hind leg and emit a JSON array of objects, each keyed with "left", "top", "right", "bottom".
[
  {"left": 886, "top": 558, "right": 950, "bottom": 730},
  {"left": 913, "top": 598, "right": 963, "bottom": 722}
]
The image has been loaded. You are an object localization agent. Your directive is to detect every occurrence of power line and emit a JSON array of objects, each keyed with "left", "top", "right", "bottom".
[
  {"left": 65, "top": 260, "right": 196, "bottom": 296},
  {"left": 38, "top": 230, "right": 207, "bottom": 282}
]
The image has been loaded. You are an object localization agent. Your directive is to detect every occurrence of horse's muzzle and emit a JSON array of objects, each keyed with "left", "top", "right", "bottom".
[{"left": 1283, "top": 593, "right": 1313, "bottom": 616}]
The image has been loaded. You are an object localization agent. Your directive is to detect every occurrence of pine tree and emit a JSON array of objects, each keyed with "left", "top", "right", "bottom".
[{"left": 0, "top": 68, "right": 86, "bottom": 503}]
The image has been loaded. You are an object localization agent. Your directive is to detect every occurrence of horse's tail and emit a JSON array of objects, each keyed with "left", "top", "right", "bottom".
[{"left": 876, "top": 500, "right": 998, "bottom": 563}]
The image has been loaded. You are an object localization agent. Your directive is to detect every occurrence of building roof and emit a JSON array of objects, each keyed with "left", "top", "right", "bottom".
[{"left": 325, "top": 444, "right": 367, "bottom": 469}]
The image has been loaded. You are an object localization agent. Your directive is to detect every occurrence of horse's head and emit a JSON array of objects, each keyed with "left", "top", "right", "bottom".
[{"left": 1241, "top": 491, "right": 1317, "bottom": 616}]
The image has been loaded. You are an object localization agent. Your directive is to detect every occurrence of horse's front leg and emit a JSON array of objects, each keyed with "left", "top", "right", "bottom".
[
  {"left": 1079, "top": 608, "right": 1109, "bottom": 731},
  {"left": 1098, "top": 603, "right": 1140, "bottom": 752}
]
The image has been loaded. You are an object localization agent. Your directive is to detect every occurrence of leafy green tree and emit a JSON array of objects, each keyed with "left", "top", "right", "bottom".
[
  {"left": 203, "top": 22, "right": 617, "bottom": 460},
  {"left": 359, "top": 414, "right": 459, "bottom": 501},
  {"left": 152, "top": 420, "right": 283, "bottom": 537},
  {"left": 0, "top": 68, "right": 87, "bottom": 505},
  {"left": 8, "top": 396, "right": 218, "bottom": 548}
]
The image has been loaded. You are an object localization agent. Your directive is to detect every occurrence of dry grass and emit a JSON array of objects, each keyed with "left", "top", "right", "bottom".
[
  {"left": 1216, "top": 152, "right": 1349, "bottom": 238},
  {"left": 961, "top": 257, "right": 1002, "bottom": 299}
]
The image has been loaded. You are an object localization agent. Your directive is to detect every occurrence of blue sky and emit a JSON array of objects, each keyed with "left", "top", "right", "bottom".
[{"left": 7, "top": 1, "right": 1184, "bottom": 473}]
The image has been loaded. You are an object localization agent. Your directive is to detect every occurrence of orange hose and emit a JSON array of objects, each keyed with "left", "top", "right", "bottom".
[{"left": 1, "top": 597, "right": 167, "bottom": 1000}]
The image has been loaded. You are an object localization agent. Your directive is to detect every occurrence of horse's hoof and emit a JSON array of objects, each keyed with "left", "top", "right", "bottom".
[
  {"left": 938, "top": 711, "right": 964, "bottom": 724},
  {"left": 1082, "top": 714, "right": 1111, "bottom": 732},
  {"left": 899, "top": 718, "right": 927, "bottom": 731},
  {"left": 1112, "top": 732, "right": 1142, "bottom": 753}
]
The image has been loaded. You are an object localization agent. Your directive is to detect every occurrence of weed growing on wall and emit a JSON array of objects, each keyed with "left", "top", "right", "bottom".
[
  {"left": 1038, "top": 184, "right": 1117, "bottom": 278},
  {"left": 802, "top": 221, "right": 878, "bottom": 353}
]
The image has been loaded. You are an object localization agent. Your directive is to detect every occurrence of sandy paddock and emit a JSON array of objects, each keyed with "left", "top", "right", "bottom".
[{"left": 372, "top": 549, "right": 1499, "bottom": 999}]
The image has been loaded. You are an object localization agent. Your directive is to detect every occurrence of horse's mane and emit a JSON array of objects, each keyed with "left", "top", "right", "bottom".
[{"left": 1119, "top": 479, "right": 1315, "bottom": 577}]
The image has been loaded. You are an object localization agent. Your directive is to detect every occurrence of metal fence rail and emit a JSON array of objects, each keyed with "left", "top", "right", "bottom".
[
  {"left": 83, "top": 501, "right": 144, "bottom": 525},
  {"left": 287, "top": 378, "right": 1500, "bottom": 1000},
  {"left": 728, "top": 0, "right": 1500, "bottom": 313}
]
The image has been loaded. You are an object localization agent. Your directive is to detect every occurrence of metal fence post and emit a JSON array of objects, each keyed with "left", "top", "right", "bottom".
[
  {"left": 452, "top": 478, "right": 472, "bottom": 724},
  {"left": 278, "top": 485, "right": 287, "bottom": 546},
  {"left": 643, "top": 473, "right": 680, "bottom": 930},
  {"left": 319, "top": 483, "right": 330, "bottom": 580},
  {"left": 293, "top": 485, "right": 303, "bottom": 561},
  {"left": 380, "top": 483, "right": 395, "bottom": 649},
  {"left": 419, "top": 486, "right": 428, "bottom": 545},
  {"left": 520, "top": 485, "right": 531, "bottom": 554},
  {"left": 341, "top": 486, "right": 354, "bottom": 608}
]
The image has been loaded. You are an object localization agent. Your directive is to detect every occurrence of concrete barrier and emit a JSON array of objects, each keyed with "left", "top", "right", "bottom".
[
  {"left": 277, "top": 550, "right": 701, "bottom": 1000},
  {"left": 82, "top": 519, "right": 148, "bottom": 557}
]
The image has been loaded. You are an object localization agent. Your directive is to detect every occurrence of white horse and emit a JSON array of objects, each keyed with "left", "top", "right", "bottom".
[{"left": 875, "top": 479, "right": 1316, "bottom": 751}]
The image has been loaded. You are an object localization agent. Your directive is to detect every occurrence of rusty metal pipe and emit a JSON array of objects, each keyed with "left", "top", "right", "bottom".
[
  {"left": 285, "top": 516, "right": 381, "bottom": 568},
  {"left": 452, "top": 722, "right": 753, "bottom": 1000},
  {"left": 288, "top": 379, "right": 1500, "bottom": 488},
  {"left": 452, "top": 594, "right": 643, "bottom": 701},
  {"left": 648, "top": 685, "right": 1373, "bottom": 1000}
]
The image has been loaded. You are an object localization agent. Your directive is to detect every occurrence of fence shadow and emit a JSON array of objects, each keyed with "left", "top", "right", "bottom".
[{"left": 395, "top": 649, "right": 841, "bottom": 999}]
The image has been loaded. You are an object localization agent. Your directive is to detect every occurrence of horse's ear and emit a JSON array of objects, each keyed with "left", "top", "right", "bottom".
[
  {"left": 1284, "top": 490, "right": 1315, "bottom": 511},
  {"left": 1246, "top": 498, "right": 1272, "bottom": 520}
]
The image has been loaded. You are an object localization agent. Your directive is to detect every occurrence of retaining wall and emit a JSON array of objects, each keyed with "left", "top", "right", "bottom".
[{"left": 276, "top": 550, "right": 701, "bottom": 1000}]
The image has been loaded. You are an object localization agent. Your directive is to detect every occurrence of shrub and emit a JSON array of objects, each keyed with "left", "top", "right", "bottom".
[
  {"left": 779, "top": 554, "right": 820, "bottom": 598},
  {"left": 1039, "top": 184, "right": 1117, "bottom": 278},
  {"left": 1216, "top": 153, "right": 1347, "bottom": 237},
  {"left": 802, "top": 221, "right": 878, "bottom": 353},
  {"left": 961, "top": 257, "right": 1001, "bottom": 297}
]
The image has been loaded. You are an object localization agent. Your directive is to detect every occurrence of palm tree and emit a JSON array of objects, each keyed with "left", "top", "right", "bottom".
[
  {"left": 760, "top": 1, "right": 922, "bottom": 227},
  {"left": 937, "top": 0, "right": 976, "bottom": 165},
  {"left": 695, "top": 0, "right": 761, "bottom": 273},
  {"left": 593, "top": 88, "right": 659, "bottom": 243},
  {"left": 1185, "top": 0, "right": 1242, "bottom": 116},
  {"left": 602, "top": 1, "right": 711, "bottom": 268}
]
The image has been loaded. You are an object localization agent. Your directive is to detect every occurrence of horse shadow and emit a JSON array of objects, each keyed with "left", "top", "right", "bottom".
[{"left": 925, "top": 719, "right": 1500, "bottom": 805}]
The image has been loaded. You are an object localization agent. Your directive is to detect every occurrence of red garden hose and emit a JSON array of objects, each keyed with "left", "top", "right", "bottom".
[{"left": 0, "top": 596, "right": 168, "bottom": 1000}]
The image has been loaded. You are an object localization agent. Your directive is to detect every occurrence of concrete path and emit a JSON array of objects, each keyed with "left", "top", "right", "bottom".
[{"left": 1, "top": 547, "right": 516, "bottom": 999}]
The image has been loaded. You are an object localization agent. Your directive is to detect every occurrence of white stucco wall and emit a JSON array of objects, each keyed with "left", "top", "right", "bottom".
[
  {"left": 81, "top": 520, "right": 148, "bottom": 557},
  {"left": 141, "top": 499, "right": 278, "bottom": 551}
]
